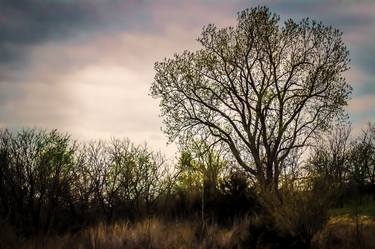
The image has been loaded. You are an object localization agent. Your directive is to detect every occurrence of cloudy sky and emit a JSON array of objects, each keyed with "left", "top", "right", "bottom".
[{"left": 0, "top": 0, "right": 374, "bottom": 158}]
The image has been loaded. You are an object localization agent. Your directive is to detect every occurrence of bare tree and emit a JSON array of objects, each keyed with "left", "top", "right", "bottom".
[
  {"left": 178, "top": 138, "right": 227, "bottom": 224},
  {"left": 0, "top": 129, "right": 171, "bottom": 232},
  {"left": 151, "top": 6, "right": 351, "bottom": 189},
  {"left": 0, "top": 129, "right": 76, "bottom": 233},
  {"left": 350, "top": 123, "right": 375, "bottom": 200},
  {"left": 81, "top": 139, "right": 168, "bottom": 220},
  {"left": 308, "top": 120, "right": 352, "bottom": 184}
]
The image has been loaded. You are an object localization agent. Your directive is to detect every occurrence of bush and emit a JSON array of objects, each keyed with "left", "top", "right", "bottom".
[{"left": 251, "top": 178, "right": 335, "bottom": 249}]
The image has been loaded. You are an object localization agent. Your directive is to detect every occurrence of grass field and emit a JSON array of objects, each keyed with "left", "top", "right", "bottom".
[{"left": 2, "top": 212, "right": 375, "bottom": 249}]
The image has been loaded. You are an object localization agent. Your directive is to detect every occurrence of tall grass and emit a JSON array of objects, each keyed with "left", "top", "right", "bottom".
[
  {"left": 1, "top": 218, "right": 244, "bottom": 249},
  {"left": 2, "top": 215, "right": 375, "bottom": 249},
  {"left": 313, "top": 215, "right": 375, "bottom": 249}
]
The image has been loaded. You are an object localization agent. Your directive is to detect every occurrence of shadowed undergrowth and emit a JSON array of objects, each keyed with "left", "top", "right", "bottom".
[
  {"left": 0, "top": 218, "right": 243, "bottom": 249},
  {"left": 2, "top": 215, "right": 375, "bottom": 249}
]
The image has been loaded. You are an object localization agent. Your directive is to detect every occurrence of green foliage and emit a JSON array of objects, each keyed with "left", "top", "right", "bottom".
[
  {"left": 176, "top": 151, "right": 203, "bottom": 190},
  {"left": 175, "top": 140, "right": 227, "bottom": 194}
]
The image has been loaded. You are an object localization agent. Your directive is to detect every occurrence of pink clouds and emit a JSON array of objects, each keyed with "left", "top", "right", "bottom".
[
  {"left": 347, "top": 95, "right": 375, "bottom": 114},
  {"left": 147, "top": 0, "right": 240, "bottom": 31}
]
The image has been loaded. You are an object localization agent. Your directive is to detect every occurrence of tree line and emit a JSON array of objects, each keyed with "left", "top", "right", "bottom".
[
  {"left": 307, "top": 122, "right": 375, "bottom": 203},
  {"left": 0, "top": 129, "right": 171, "bottom": 234},
  {"left": 0, "top": 122, "right": 374, "bottom": 236},
  {"left": 0, "top": 128, "right": 257, "bottom": 235}
]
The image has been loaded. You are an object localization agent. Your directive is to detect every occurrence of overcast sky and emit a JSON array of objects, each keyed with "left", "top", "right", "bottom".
[{"left": 0, "top": 0, "right": 374, "bottom": 158}]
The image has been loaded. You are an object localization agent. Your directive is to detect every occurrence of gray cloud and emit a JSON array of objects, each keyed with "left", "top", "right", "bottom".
[
  {"left": 0, "top": 0, "right": 155, "bottom": 69},
  {"left": 352, "top": 43, "right": 375, "bottom": 76},
  {"left": 0, "top": 0, "right": 98, "bottom": 63}
]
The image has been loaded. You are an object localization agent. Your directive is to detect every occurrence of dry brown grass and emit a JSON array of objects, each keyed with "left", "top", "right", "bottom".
[
  {"left": 4, "top": 215, "right": 375, "bottom": 249},
  {"left": 313, "top": 215, "right": 375, "bottom": 249},
  {"left": 3, "top": 218, "right": 241, "bottom": 249}
]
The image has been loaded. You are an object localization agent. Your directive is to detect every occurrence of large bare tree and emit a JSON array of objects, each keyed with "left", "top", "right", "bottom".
[{"left": 150, "top": 6, "right": 352, "bottom": 189}]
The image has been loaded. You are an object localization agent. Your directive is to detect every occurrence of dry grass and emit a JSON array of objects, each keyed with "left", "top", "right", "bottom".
[
  {"left": 3, "top": 218, "right": 242, "bottom": 249},
  {"left": 313, "top": 215, "right": 375, "bottom": 249},
  {"left": 4, "top": 215, "right": 375, "bottom": 249}
]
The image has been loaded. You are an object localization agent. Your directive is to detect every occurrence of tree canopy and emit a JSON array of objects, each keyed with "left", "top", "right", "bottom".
[{"left": 150, "top": 6, "right": 352, "bottom": 189}]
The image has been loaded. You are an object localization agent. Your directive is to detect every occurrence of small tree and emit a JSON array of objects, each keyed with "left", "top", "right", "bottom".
[
  {"left": 349, "top": 123, "right": 375, "bottom": 201},
  {"left": 81, "top": 139, "right": 168, "bottom": 220},
  {"left": 179, "top": 139, "right": 226, "bottom": 195},
  {"left": 307, "top": 120, "right": 351, "bottom": 184},
  {"left": 177, "top": 139, "right": 227, "bottom": 224},
  {"left": 151, "top": 6, "right": 351, "bottom": 189}
]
